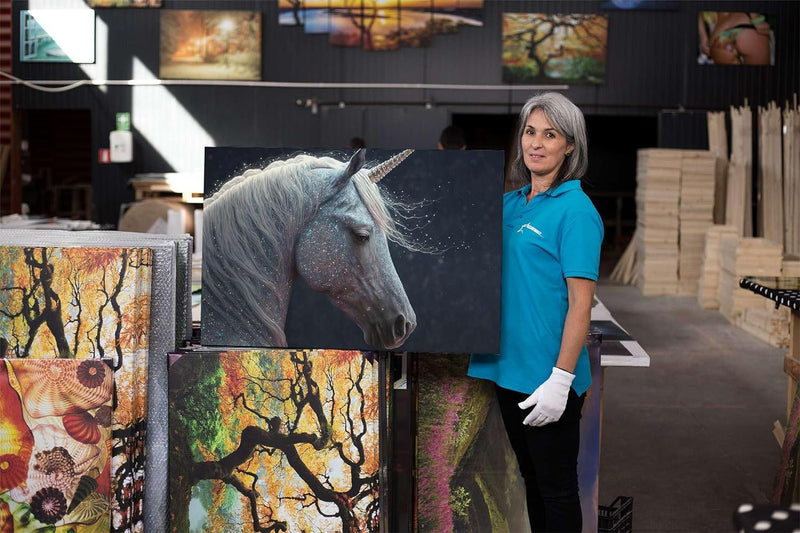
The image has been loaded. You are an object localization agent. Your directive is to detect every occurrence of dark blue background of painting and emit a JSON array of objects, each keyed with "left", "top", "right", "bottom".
[{"left": 203, "top": 148, "right": 503, "bottom": 354}]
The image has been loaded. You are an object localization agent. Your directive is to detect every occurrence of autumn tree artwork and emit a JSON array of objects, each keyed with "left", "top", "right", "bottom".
[
  {"left": 169, "top": 349, "right": 381, "bottom": 532},
  {"left": 502, "top": 13, "right": 608, "bottom": 84},
  {"left": 0, "top": 246, "right": 153, "bottom": 533}
]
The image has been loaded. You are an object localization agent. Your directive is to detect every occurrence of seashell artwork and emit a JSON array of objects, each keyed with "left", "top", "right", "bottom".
[
  {"left": 63, "top": 412, "right": 102, "bottom": 445},
  {"left": 12, "top": 359, "right": 113, "bottom": 418},
  {"left": 0, "top": 455, "right": 27, "bottom": 492},
  {"left": 1, "top": 359, "right": 112, "bottom": 531}
]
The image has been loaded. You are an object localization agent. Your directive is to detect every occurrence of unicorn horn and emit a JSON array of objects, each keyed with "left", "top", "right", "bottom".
[{"left": 368, "top": 149, "right": 414, "bottom": 183}]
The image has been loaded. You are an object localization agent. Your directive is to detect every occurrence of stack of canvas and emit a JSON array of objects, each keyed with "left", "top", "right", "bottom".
[
  {"left": 0, "top": 230, "right": 192, "bottom": 533},
  {"left": 698, "top": 225, "right": 739, "bottom": 309},
  {"left": 678, "top": 151, "right": 718, "bottom": 296},
  {"left": 718, "top": 237, "right": 783, "bottom": 322},
  {"left": 636, "top": 149, "right": 681, "bottom": 295}
]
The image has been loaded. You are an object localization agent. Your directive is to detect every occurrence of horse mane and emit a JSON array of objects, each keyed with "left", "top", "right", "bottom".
[{"left": 203, "top": 153, "right": 422, "bottom": 346}]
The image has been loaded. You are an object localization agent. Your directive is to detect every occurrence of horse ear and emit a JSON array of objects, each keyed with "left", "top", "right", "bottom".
[
  {"left": 331, "top": 148, "right": 366, "bottom": 192},
  {"left": 346, "top": 149, "right": 366, "bottom": 177}
]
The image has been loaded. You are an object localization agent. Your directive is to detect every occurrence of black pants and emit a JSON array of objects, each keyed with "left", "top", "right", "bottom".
[{"left": 495, "top": 384, "right": 585, "bottom": 532}]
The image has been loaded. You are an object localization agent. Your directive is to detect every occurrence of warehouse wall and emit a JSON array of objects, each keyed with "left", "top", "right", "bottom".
[{"left": 11, "top": 0, "right": 800, "bottom": 224}]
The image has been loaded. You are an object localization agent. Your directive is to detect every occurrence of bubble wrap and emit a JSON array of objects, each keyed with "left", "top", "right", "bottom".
[{"left": 0, "top": 229, "right": 183, "bottom": 533}]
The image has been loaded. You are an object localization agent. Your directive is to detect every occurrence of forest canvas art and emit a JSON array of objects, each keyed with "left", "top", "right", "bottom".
[
  {"left": 168, "top": 349, "right": 381, "bottom": 532},
  {"left": 0, "top": 358, "right": 113, "bottom": 532},
  {"left": 502, "top": 13, "right": 608, "bottom": 84},
  {"left": 201, "top": 148, "right": 503, "bottom": 354},
  {"left": 160, "top": 10, "right": 262, "bottom": 80},
  {"left": 0, "top": 246, "right": 153, "bottom": 532}
]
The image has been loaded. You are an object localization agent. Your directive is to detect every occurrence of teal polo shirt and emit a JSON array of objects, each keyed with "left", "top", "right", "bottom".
[{"left": 468, "top": 180, "right": 603, "bottom": 396}]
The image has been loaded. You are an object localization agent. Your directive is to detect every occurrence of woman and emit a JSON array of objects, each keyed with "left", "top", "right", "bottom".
[
  {"left": 698, "top": 12, "right": 772, "bottom": 65},
  {"left": 469, "top": 92, "right": 603, "bottom": 532}
]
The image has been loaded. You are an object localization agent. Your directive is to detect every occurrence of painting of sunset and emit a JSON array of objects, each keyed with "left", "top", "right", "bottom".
[
  {"left": 280, "top": 0, "right": 483, "bottom": 50},
  {"left": 160, "top": 10, "right": 261, "bottom": 80},
  {"left": 502, "top": 13, "right": 608, "bottom": 84}
]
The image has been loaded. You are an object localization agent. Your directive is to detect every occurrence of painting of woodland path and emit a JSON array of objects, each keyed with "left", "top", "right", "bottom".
[
  {"left": 0, "top": 246, "right": 153, "bottom": 532},
  {"left": 502, "top": 13, "right": 608, "bottom": 84},
  {"left": 416, "top": 355, "right": 527, "bottom": 533},
  {"left": 169, "top": 349, "right": 381, "bottom": 533}
]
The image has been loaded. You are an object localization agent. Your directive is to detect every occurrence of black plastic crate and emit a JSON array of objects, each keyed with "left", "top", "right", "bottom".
[{"left": 599, "top": 496, "right": 633, "bottom": 533}]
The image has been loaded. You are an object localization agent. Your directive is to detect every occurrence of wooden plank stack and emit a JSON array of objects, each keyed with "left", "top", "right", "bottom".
[
  {"left": 698, "top": 224, "right": 738, "bottom": 309},
  {"left": 735, "top": 253, "right": 796, "bottom": 348},
  {"left": 784, "top": 97, "right": 800, "bottom": 255},
  {"left": 758, "top": 101, "right": 784, "bottom": 246},
  {"left": 738, "top": 301, "right": 790, "bottom": 348},
  {"left": 678, "top": 151, "right": 718, "bottom": 296},
  {"left": 636, "top": 149, "right": 681, "bottom": 295},
  {"left": 707, "top": 111, "right": 728, "bottom": 224},
  {"left": 718, "top": 237, "right": 783, "bottom": 322},
  {"left": 726, "top": 104, "right": 753, "bottom": 237}
]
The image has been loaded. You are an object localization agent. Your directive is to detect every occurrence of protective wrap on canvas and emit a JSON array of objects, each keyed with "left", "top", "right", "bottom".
[{"left": 0, "top": 229, "right": 184, "bottom": 533}]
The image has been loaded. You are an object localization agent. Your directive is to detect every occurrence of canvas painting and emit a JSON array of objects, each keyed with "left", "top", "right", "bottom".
[
  {"left": 698, "top": 12, "right": 774, "bottom": 66},
  {"left": 278, "top": 0, "right": 305, "bottom": 26},
  {"left": 168, "top": 349, "right": 381, "bottom": 532},
  {"left": 502, "top": 13, "right": 608, "bottom": 84},
  {"left": 87, "top": 0, "right": 161, "bottom": 7},
  {"left": 281, "top": 0, "right": 482, "bottom": 50},
  {"left": 159, "top": 10, "right": 262, "bottom": 81},
  {"left": 20, "top": 10, "right": 95, "bottom": 63},
  {"left": 201, "top": 148, "right": 503, "bottom": 354},
  {"left": 0, "top": 246, "right": 153, "bottom": 532},
  {"left": 0, "top": 358, "right": 113, "bottom": 531}
]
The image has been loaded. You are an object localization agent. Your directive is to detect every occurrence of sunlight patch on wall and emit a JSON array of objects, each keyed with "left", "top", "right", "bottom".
[
  {"left": 132, "top": 57, "right": 215, "bottom": 172},
  {"left": 28, "top": 0, "right": 107, "bottom": 91}
]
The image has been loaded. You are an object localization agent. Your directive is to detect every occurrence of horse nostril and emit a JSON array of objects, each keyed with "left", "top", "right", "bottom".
[{"left": 394, "top": 315, "right": 411, "bottom": 338}]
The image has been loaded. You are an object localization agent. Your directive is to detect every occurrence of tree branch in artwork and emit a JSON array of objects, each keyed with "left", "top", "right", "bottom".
[{"left": 172, "top": 351, "right": 379, "bottom": 533}]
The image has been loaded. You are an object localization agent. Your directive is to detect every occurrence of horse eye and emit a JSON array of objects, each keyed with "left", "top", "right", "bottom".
[{"left": 352, "top": 230, "right": 370, "bottom": 243}]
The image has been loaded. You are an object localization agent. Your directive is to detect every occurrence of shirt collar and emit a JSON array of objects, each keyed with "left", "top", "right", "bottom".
[{"left": 517, "top": 180, "right": 582, "bottom": 199}]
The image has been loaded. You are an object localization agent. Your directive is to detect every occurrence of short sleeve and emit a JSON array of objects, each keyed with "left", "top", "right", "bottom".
[{"left": 560, "top": 208, "right": 604, "bottom": 281}]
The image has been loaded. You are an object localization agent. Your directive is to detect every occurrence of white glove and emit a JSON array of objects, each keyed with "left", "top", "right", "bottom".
[{"left": 518, "top": 367, "right": 575, "bottom": 427}]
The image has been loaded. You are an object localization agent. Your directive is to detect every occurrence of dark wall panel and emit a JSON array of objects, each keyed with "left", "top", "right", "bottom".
[{"left": 10, "top": 0, "right": 800, "bottom": 224}]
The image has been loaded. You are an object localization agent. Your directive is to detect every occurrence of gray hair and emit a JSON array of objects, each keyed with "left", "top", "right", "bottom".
[{"left": 506, "top": 92, "right": 588, "bottom": 191}]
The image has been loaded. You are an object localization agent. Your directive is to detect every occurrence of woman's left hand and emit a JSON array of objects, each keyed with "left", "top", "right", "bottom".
[{"left": 518, "top": 366, "right": 575, "bottom": 426}]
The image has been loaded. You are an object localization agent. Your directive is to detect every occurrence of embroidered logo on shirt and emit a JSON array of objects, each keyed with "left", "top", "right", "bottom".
[{"left": 517, "top": 223, "right": 543, "bottom": 237}]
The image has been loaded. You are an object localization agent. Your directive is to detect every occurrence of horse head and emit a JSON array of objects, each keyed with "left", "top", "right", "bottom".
[{"left": 294, "top": 149, "right": 417, "bottom": 350}]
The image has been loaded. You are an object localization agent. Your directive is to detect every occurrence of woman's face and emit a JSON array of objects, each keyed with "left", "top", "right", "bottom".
[{"left": 521, "top": 108, "right": 573, "bottom": 182}]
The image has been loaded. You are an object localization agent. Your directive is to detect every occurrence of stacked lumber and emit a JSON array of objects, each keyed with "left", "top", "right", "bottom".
[
  {"left": 678, "top": 151, "right": 717, "bottom": 296},
  {"left": 783, "top": 255, "right": 800, "bottom": 277},
  {"left": 707, "top": 111, "right": 728, "bottom": 224},
  {"left": 726, "top": 105, "right": 753, "bottom": 237},
  {"left": 738, "top": 301, "right": 790, "bottom": 348},
  {"left": 718, "top": 237, "right": 783, "bottom": 322},
  {"left": 784, "top": 97, "right": 800, "bottom": 255},
  {"left": 735, "top": 253, "right": 799, "bottom": 348},
  {"left": 636, "top": 149, "right": 680, "bottom": 295},
  {"left": 757, "top": 102, "right": 784, "bottom": 246},
  {"left": 609, "top": 228, "right": 639, "bottom": 285},
  {"left": 698, "top": 224, "right": 738, "bottom": 309}
]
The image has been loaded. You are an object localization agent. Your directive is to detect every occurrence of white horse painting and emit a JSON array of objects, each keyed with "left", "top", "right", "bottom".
[{"left": 202, "top": 149, "right": 417, "bottom": 349}]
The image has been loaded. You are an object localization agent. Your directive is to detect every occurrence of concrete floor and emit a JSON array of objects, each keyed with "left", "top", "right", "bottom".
[{"left": 596, "top": 281, "right": 788, "bottom": 532}]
